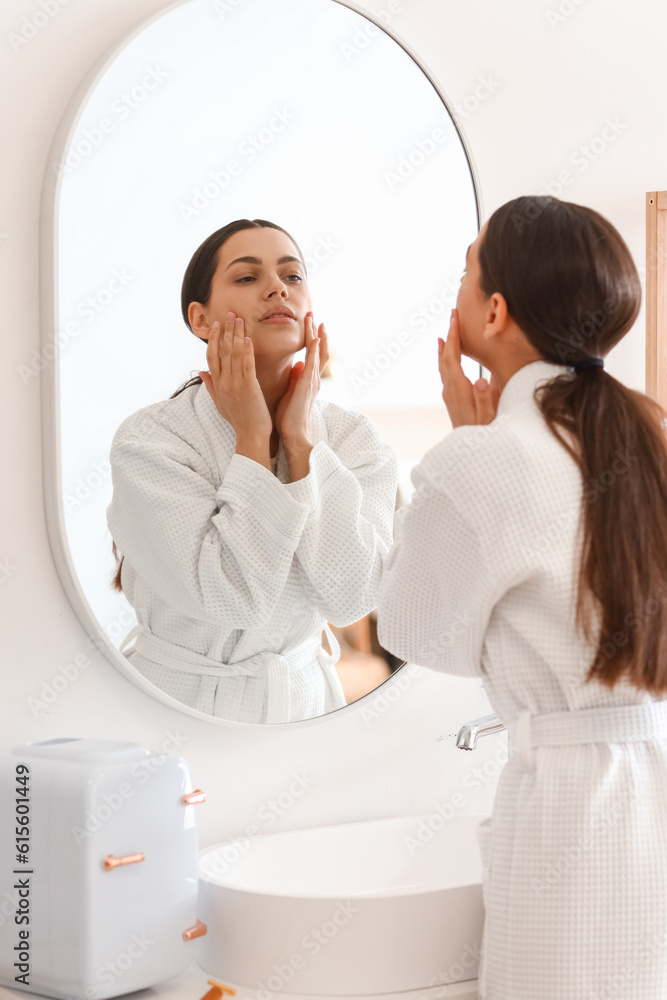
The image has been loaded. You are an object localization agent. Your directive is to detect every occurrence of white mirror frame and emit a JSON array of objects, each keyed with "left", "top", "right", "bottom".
[{"left": 40, "top": 0, "right": 482, "bottom": 730}]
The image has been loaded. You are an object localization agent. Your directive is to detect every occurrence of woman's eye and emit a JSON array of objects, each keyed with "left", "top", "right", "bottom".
[{"left": 235, "top": 273, "right": 303, "bottom": 283}]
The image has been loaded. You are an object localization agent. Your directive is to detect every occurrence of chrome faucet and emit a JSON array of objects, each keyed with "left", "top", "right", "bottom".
[{"left": 456, "top": 713, "right": 507, "bottom": 750}]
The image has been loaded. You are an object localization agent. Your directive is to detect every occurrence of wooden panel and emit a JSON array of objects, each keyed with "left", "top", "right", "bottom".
[{"left": 646, "top": 192, "right": 667, "bottom": 408}]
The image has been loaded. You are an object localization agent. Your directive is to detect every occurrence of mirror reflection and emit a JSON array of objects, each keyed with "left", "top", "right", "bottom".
[
  {"left": 55, "top": 0, "right": 479, "bottom": 722},
  {"left": 107, "top": 220, "right": 399, "bottom": 723}
]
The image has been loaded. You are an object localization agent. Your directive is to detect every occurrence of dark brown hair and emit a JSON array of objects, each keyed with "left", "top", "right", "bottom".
[
  {"left": 111, "top": 218, "right": 306, "bottom": 593},
  {"left": 478, "top": 195, "right": 667, "bottom": 692}
]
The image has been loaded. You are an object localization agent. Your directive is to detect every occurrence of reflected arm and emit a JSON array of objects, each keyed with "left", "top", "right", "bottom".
[
  {"left": 282, "top": 407, "right": 398, "bottom": 626},
  {"left": 107, "top": 411, "right": 309, "bottom": 627}
]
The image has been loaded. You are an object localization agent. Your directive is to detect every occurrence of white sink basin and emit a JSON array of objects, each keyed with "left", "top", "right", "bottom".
[{"left": 196, "top": 814, "right": 484, "bottom": 998}]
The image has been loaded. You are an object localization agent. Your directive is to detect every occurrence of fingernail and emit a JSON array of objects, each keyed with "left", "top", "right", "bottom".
[
  {"left": 226, "top": 311, "right": 234, "bottom": 319},
  {"left": 476, "top": 379, "right": 488, "bottom": 391}
]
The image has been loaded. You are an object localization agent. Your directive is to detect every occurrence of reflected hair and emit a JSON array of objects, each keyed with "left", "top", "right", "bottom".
[
  {"left": 111, "top": 218, "right": 306, "bottom": 593},
  {"left": 479, "top": 195, "right": 667, "bottom": 692}
]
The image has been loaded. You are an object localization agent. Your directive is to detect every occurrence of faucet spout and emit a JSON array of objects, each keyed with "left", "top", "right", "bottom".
[{"left": 456, "top": 713, "right": 506, "bottom": 750}]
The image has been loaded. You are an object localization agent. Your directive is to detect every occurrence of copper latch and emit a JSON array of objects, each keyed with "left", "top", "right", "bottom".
[{"left": 102, "top": 853, "right": 145, "bottom": 871}]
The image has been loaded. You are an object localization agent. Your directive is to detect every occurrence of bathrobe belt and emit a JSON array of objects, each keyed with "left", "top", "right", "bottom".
[
  {"left": 510, "top": 699, "right": 667, "bottom": 771},
  {"left": 120, "top": 623, "right": 341, "bottom": 724}
]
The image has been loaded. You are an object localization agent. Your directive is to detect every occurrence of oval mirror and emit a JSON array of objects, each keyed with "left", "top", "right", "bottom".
[{"left": 41, "top": 0, "right": 480, "bottom": 726}]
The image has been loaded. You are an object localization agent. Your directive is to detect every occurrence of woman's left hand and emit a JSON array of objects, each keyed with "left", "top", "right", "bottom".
[
  {"left": 275, "top": 313, "right": 322, "bottom": 452},
  {"left": 438, "top": 308, "right": 500, "bottom": 427}
]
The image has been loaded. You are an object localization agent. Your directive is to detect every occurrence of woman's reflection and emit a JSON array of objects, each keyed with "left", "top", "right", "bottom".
[{"left": 106, "top": 219, "right": 398, "bottom": 724}]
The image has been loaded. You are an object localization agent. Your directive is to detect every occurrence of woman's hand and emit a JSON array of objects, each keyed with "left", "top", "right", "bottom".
[
  {"left": 275, "top": 313, "right": 322, "bottom": 479},
  {"left": 199, "top": 311, "right": 273, "bottom": 468},
  {"left": 438, "top": 309, "right": 500, "bottom": 427},
  {"left": 313, "top": 314, "right": 330, "bottom": 376}
]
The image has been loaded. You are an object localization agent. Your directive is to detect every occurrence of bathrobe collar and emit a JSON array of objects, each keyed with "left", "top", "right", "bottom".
[
  {"left": 192, "top": 379, "right": 329, "bottom": 482},
  {"left": 496, "top": 359, "right": 573, "bottom": 417}
]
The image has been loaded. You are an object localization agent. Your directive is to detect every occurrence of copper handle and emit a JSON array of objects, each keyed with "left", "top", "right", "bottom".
[
  {"left": 201, "top": 981, "right": 237, "bottom": 999},
  {"left": 182, "top": 787, "right": 206, "bottom": 805},
  {"left": 183, "top": 918, "right": 207, "bottom": 941},
  {"left": 102, "top": 852, "right": 145, "bottom": 871}
]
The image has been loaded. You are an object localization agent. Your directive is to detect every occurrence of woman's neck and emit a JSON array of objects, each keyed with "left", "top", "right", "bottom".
[
  {"left": 254, "top": 357, "right": 292, "bottom": 417},
  {"left": 254, "top": 356, "right": 296, "bottom": 458}
]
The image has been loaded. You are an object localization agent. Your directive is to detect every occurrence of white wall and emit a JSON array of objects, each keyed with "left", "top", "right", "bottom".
[{"left": 1, "top": 0, "right": 662, "bottom": 847}]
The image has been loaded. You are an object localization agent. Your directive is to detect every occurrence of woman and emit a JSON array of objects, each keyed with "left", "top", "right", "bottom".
[
  {"left": 377, "top": 196, "right": 667, "bottom": 999},
  {"left": 107, "top": 219, "right": 398, "bottom": 724}
]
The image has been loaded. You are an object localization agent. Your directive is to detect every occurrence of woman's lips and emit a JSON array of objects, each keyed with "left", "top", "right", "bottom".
[{"left": 261, "top": 315, "right": 297, "bottom": 323}]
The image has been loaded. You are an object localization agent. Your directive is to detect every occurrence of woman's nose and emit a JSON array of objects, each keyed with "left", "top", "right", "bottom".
[{"left": 266, "top": 275, "right": 289, "bottom": 297}]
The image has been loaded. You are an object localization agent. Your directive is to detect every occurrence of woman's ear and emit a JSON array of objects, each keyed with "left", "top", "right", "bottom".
[
  {"left": 188, "top": 301, "right": 209, "bottom": 341},
  {"left": 482, "top": 292, "right": 508, "bottom": 342}
]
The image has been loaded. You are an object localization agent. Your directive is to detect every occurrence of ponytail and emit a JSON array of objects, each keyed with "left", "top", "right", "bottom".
[{"left": 479, "top": 196, "right": 667, "bottom": 693}]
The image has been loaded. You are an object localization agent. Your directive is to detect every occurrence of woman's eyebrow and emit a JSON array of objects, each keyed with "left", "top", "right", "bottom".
[{"left": 224, "top": 255, "right": 302, "bottom": 270}]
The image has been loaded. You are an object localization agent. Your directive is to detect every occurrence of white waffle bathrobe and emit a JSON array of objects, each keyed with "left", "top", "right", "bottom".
[
  {"left": 377, "top": 361, "right": 667, "bottom": 1000},
  {"left": 107, "top": 381, "right": 398, "bottom": 724}
]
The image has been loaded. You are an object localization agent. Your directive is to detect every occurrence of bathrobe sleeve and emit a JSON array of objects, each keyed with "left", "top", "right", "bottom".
[
  {"left": 376, "top": 429, "right": 505, "bottom": 676},
  {"left": 281, "top": 405, "right": 398, "bottom": 626},
  {"left": 107, "top": 410, "right": 310, "bottom": 627}
]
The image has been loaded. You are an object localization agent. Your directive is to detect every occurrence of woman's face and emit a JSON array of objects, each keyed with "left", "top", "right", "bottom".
[
  {"left": 192, "top": 227, "right": 312, "bottom": 359},
  {"left": 455, "top": 223, "right": 490, "bottom": 365}
]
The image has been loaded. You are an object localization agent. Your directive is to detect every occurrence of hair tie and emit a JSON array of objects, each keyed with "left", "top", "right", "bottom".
[{"left": 573, "top": 356, "right": 604, "bottom": 375}]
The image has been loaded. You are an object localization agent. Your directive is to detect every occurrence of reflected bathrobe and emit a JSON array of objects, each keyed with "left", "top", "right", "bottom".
[
  {"left": 107, "top": 381, "right": 398, "bottom": 724},
  {"left": 376, "top": 361, "right": 667, "bottom": 1000}
]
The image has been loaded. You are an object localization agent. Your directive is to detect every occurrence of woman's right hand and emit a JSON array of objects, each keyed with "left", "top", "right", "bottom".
[{"left": 199, "top": 311, "right": 273, "bottom": 468}]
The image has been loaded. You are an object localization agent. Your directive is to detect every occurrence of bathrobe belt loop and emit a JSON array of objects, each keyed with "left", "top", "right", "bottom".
[
  {"left": 510, "top": 700, "right": 667, "bottom": 771},
  {"left": 120, "top": 623, "right": 341, "bottom": 724}
]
